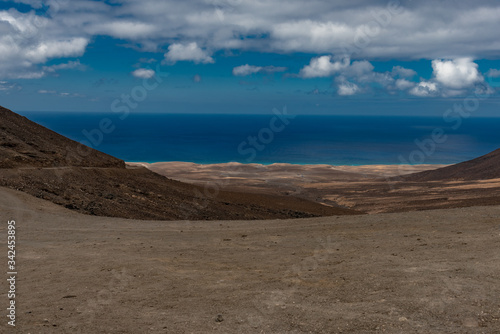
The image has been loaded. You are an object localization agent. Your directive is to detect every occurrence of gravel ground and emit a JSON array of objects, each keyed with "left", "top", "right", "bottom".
[{"left": 1, "top": 187, "right": 500, "bottom": 333}]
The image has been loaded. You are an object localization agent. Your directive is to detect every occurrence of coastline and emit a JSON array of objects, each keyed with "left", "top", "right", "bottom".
[
  {"left": 126, "top": 161, "right": 500, "bottom": 214},
  {"left": 127, "top": 161, "right": 448, "bottom": 180}
]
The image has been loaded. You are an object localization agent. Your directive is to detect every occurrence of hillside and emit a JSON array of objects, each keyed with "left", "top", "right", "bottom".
[
  {"left": 0, "top": 106, "right": 360, "bottom": 220},
  {"left": 404, "top": 148, "right": 500, "bottom": 182},
  {"left": 0, "top": 106, "right": 124, "bottom": 168}
]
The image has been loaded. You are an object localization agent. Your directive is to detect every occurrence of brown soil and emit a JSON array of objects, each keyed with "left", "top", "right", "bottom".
[
  {"left": 146, "top": 162, "right": 500, "bottom": 214},
  {"left": 1, "top": 186, "right": 499, "bottom": 333},
  {"left": 0, "top": 106, "right": 123, "bottom": 169},
  {"left": 403, "top": 148, "right": 500, "bottom": 181}
]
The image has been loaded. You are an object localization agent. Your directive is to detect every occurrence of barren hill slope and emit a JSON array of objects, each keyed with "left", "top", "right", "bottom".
[
  {"left": 404, "top": 148, "right": 500, "bottom": 182},
  {"left": 0, "top": 106, "right": 360, "bottom": 220},
  {"left": 0, "top": 106, "right": 123, "bottom": 168}
]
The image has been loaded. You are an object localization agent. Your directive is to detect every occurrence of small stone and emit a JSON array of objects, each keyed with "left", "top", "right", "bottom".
[
  {"left": 463, "top": 317, "right": 478, "bottom": 327},
  {"left": 215, "top": 314, "right": 224, "bottom": 322}
]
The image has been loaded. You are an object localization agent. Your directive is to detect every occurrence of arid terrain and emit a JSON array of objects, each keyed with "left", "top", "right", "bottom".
[
  {"left": 138, "top": 160, "right": 500, "bottom": 214},
  {"left": 2, "top": 106, "right": 500, "bottom": 333},
  {"left": 0, "top": 106, "right": 359, "bottom": 220},
  {"left": 1, "top": 186, "right": 500, "bottom": 333}
]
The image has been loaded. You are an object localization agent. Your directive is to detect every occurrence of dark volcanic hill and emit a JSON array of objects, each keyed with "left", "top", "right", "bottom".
[
  {"left": 404, "top": 148, "right": 500, "bottom": 182},
  {"left": 0, "top": 106, "right": 360, "bottom": 220},
  {"left": 0, "top": 106, "right": 123, "bottom": 168}
]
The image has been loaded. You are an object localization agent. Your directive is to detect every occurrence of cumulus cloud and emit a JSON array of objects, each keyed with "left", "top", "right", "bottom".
[
  {"left": 2, "top": 0, "right": 500, "bottom": 85},
  {"left": 409, "top": 81, "right": 439, "bottom": 97},
  {"left": 392, "top": 66, "right": 417, "bottom": 78},
  {"left": 300, "top": 54, "right": 492, "bottom": 97},
  {"left": 337, "top": 80, "right": 360, "bottom": 96},
  {"left": 407, "top": 58, "right": 492, "bottom": 97},
  {"left": 395, "top": 78, "right": 415, "bottom": 90},
  {"left": 132, "top": 68, "right": 155, "bottom": 79},
  {"left": 0, "top": 9, "right": 88, "bottom": 79},
  {"left": 432, "top": 58, "right": 483, "bottom": 89},
  {"left": 232, "top": 64, "right": 287, "bottom": 76},
  {"left": 163, "top": 42, "right": 214, "bottom": 64},
  {"left": 2, "top": 2, "right": 500, "bottom": 62},
  {"left": 300, "top": 56, "right": 404, "bottom": 95},
  {"left": 24, "top": 38, "right": 88, "bottom": 64},
  {"left": 233, "top": 65, "right": 261, "bottom": 76},
  {"left": 299, "top": 56, "right": 349, "bottom": 78}
]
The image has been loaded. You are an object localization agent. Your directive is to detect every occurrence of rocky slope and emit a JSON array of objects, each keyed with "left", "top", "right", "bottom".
[{"left": 0, "top": 106, "right": 360, "bottom": 220}]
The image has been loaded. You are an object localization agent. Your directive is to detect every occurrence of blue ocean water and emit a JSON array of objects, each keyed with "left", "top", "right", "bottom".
[{"left": 20, "top": 112, "right": 500, "bottom": 165}]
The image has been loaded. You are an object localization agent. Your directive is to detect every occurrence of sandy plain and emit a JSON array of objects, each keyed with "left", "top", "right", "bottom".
[
  {"left": 1, "top": 184, "right": 500, "bottom": 333},
  {"left": 134, "top": 162, "right": 500, "bottom": 214}
]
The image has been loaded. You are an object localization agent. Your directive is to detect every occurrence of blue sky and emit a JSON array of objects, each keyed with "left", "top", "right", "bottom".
[{"left": 1, "top": 0, "right": 500, "bottom": 115}]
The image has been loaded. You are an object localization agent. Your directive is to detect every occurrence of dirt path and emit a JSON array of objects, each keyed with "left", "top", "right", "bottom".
[{"left": 1, "top": 187, "right": 500, "bottom": 333}]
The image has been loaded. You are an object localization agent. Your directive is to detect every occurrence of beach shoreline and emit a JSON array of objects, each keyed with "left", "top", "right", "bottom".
[{"left": 127, "top": 161, "right": 448, "bottom": 179}]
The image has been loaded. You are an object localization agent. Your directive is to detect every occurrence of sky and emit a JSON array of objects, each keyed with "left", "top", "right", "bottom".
[{"left": 1, "top": 0, "right": 500, "bottom": 115}]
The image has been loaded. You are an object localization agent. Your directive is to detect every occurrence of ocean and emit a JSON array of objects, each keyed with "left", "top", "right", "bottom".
[{"left": 20, "top": 112, "right": 500, "bottom": 165}]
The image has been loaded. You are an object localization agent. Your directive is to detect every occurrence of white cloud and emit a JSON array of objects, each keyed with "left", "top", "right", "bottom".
[
  {"left": 392, "top": 66, "right": 417, "bottom": 78},
  {"left": 131, "top": 68, "right": 155, "bottom": 79},
  {"left": 233, "top": 64, "right": 287, "bottom": 76},
  {"left": 0, "top": 9, "right": 88, "bottom": 79},
  {"left": 486, "top": 69, "right": 500, "bottom": 78},
  {"left": 404, "top": 58, "right": 493, "bottom": 97},
  {"left": 432, "top": 58, "right": 483, "bottom": 89},
  {"left": 300, "top": 56, "right": 399, "bottom": 94},
  {"left": 337, "top": 78, "right": 360, "bottom": 96},
  {"left": 163, "top": 42, "right": 214, "bottom": 64},
  {"left": 409, "top": 81, "right": 439, "bottom": 97},
  {"left": 2, "top": 0, "right": 500, "bottom": 85},
  {"left": 0, "top": 81, "right": 21, "bottom": 92},
  {"left": 233, "top": 65, "right": 262, "bottom": 76},
  {"left": 24, "top": 38, "right": 88, "bottom": 64},
  {"left": 43, "top": 60, "right": 85, "bottom": 75},
  {"left": 88, "top": 21, "right": 157, "bottom": 40},
  {"left": 38, "top": 90, "right": 57, "bottom": 94},
  {"left": 38, "top": 89, "right": 85, "bottom": 98},
  {"left": 395, "top": 79, "right": 415, "bottom": 90},
  {"left": 300, "top": 56, "right": 349, "bottom": 78}
]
